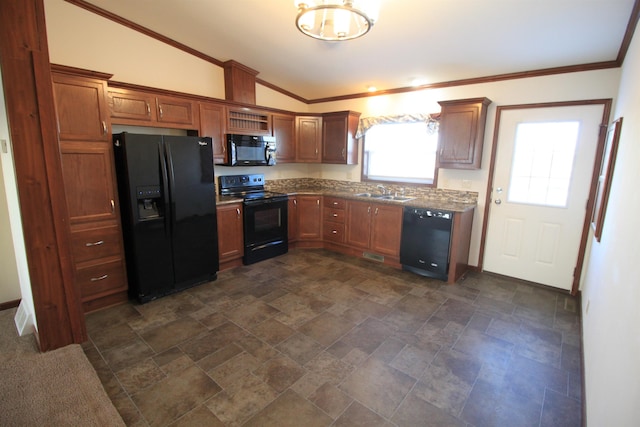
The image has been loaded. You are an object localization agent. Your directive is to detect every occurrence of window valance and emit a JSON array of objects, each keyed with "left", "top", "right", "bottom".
[{"left": 355, "top": 113, "right": 439, "bottom": 139}]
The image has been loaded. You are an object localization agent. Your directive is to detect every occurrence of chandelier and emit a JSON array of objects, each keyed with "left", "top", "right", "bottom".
[{"left": 294, "top": 1, "right": 380, "bottom": 41}]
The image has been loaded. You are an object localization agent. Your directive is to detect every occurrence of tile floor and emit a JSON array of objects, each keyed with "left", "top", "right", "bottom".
[{"left": 83, "top": 249, "right": 583, "bottom": 426}]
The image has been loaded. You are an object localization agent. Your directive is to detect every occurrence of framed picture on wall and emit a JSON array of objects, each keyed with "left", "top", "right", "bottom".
[{"left": 592, "top": 117, "right": 623, "bottom": 242}]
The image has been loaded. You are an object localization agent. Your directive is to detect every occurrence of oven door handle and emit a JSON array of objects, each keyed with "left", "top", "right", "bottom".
[{"left": 244, "top": 197, "right": 288, "bottom": 207}]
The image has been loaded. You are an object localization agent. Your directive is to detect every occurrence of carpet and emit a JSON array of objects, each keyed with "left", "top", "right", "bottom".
[{"left": 0, "top": 339, "right": 124, "bottom": 426}]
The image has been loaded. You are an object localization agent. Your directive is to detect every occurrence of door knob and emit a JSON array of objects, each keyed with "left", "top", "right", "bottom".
[{"left": 495, "top": 199, "right": 502, "bottom": 205}]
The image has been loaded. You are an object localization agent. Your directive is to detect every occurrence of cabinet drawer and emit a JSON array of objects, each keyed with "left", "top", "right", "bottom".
[
  {"left": 71, "top": 225, "right": 122, "bottom": 263},
  {"left": 323, "top": 197, "right": 346, "bottom": 209},
  {"left": 76, "top": 258, "right": 126, "bottom": 300},
  {"left": 323, "top": 208, "right": 345, "bottom": 223},
  {"left": 323, "top": 222, "right": 345, "bottom": 243}
]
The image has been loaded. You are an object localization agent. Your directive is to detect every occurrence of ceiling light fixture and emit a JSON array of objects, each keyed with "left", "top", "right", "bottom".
[{"left": 294, "top": 1, "right": 380, "bottom": 41}]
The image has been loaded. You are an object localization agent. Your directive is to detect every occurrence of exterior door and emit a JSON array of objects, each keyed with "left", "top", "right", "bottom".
[{"left": 484, "top": 104, "right": 604, "bottom": 290}]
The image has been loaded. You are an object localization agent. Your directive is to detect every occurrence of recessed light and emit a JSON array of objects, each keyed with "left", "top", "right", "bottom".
[{"left": 367, "top": 86, "right": 377, "bottom": 92}]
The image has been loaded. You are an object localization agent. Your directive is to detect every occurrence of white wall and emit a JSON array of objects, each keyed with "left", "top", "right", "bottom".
[
  {"left": 580, "top": 21, "right": 640, "bottom": 426},
  {"left": 0, "top": 68, "right": 36, "bottom": 335}
]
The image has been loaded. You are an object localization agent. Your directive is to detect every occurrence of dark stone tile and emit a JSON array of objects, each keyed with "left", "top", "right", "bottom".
[
  {"left": 461, "top": 379, "right": 542, "bottom": 427},
  {"left": 392, "top": 392, "right": 466, "bottom": 427},
  {"left": 298, "top": 312, "right": 355, "bottom": 347},
  {"left": 251, "top": 318, "right": 295, "bottom": 345},
  {"left": 370, "top": 338, "right": 406, "bottom": 363},
  {"left": 85, "top": 302, "right": 142, "bottom": 332},
  {"left": 103, "top": 337, "right": 155, "bottom": 372},
  {"left": 224, "top": 299, "right": 279, "bottom": 328},
  {"left": 390, "top": 342, "right": 439, "bottom": 378},
  {"left": 237, "top": 334, "right": 279, "bottom": 362},
  {"left": 515, "top": 321, "right": 563, "bottom": 366},
  {"left": 453, "top": 328, "right": 514, "bottom": 364},
  {"left": 179, "top": 322, "right": 246, "bottom": 361},
  {"left": 434, "top": 298, "right": 476, "bottom": 326},
  {"left": 116, "top": 357, "right": 166, "bottom": 395},
  {"left": 205, "top": 374, "right": 279, "bottom": 425},
  {"left": 416, "top": 349, "right": 481, "bottom": 415},
  {"left": 90, "top": 321, "right": 138, "bottom": 352},
  {"left": 334, "top": 401, "right": 393, "bottom": 427},
  {"left": 243, "top": 389, "right": 333, "bottom": 427},
  {"left": 352, "top": 298, "right": 392, "bottom": 318},
  {"left": 197, "top": 343, "right": 243, "bottom": 372},
  {"left": 132, "top": 365, "right": 221, "bottom": 426},
  {"left": 541, "top": 388, "right": 582, "bottom": 427},
  {"left": 561, "top": 341, "right": 582, "bottom": 374},
  {"left": 168, "top": 405, "right": 225, "bottom": 427},
  {"left": 340, "top": 317, "right": 396, "bottom": 354},
  {"left": 339, "top": 357, "right": 415, "bottom": 418},
  {"left": 309, "top": 382, "right": 353, "bottom": 419},
  {"left": 277, "top": 332, "right": 324, "bottom": 365},
  {"left": 305, "top": 351, "right": 354, "bottom": 386},
  {"left": 140, "top": 317, "right": 208, "bottom": 353},
  {"left": 503, "top": 353, "right": 568, "bottom": 404},
  {"left": 253, "top": 355, "right": 306, "bottom": 392}
]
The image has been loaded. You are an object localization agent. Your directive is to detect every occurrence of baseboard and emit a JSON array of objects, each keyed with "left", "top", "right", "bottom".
[{"left": 0, "top": 299, "right": 21, "bottom": 311}]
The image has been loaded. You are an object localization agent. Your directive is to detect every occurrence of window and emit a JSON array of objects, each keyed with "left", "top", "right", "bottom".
[
  {"left": 362, "top": 121, "right": 438, "bottom": 185},
  {"left": 508, "top": 121, "right": 580, "bottom": 207}
]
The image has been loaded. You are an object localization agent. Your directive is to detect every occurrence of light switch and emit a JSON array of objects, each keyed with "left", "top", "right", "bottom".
[{"left": 1, "top": 139, "right": 7, "bottom": 154}]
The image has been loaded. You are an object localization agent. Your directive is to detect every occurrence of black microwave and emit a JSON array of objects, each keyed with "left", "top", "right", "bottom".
[{"left": 225, "top": 134, "right": 276, "bottom": 166}]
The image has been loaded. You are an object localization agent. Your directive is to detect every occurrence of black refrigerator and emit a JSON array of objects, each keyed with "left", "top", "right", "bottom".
[{"left": 113, "top": 132, "right": 219, "bottom": 303}]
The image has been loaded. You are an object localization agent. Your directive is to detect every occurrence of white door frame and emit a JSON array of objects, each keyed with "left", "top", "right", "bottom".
[{"left": 478, "top": 99, "right": 612, "bottom": 295}]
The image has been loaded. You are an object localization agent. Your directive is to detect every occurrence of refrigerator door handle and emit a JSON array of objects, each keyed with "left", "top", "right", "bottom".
[
  {"left": 164, "top": 142, "right": 177, "bottom": 233},
  {"left": 158, "top": 143, "right": 171, "bottom": 238}
]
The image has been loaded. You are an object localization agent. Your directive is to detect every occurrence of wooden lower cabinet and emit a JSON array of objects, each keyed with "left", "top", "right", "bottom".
[
  {"left": 346, "top": 200, "right": 402, "bottom": 259},
  {"left": 288, "top": 196, "right": 298, "bottom": 243},
  {"left": 322, "top": 197, "right": 346, "bottom": 244},
  {"left": 216, "top": 203, "right": 244, "bottom": 270},
  {"left": 297, "top": 195, "right": 322, "bottom": 243}
]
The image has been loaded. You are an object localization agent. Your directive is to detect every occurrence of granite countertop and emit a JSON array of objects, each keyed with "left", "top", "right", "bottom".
[{"left": 217, "top": 185, "right": 477, "bottom": 213}]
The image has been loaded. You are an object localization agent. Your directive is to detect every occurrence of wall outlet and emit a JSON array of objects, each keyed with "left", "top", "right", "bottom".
[{"left": 585, "top": 299, "right": 591, "bottom": 314}]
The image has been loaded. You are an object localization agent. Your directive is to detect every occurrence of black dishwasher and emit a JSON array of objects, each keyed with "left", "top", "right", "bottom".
[{"left": 400, "top": 207, "right": 453, "bottom": 280}]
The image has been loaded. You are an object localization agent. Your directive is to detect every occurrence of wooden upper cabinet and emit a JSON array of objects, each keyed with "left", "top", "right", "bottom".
[
  {"left": 223, "top": 60, "right": 258, "bottom": 105},
  {"left": 199, "top": 102, "right": 227, "bottom": 164},
  {"left": 322, "top": 111, "right": 360, "bottom": 164},
  {"left": 108, "top": 88, "right": 155, "bottom": 123},
  {"left": 437, "top": 97, "right": 491, "bottom": 169},
  {"left": 52, "top": 71, "right": 110, "bottom": 142},
  {"left": 296, "top": 115, "right": 322, "bottom": 162},
  {"left": 108, "top": 87, "right": 198, "bottom": 129},
  {"left": 272, "top": 113, "right": 296, "bottom": 163}
]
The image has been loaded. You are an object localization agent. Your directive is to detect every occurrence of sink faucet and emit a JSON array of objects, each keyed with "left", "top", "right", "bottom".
[{"left": 377, "top": 184, "right": 387, "bottom": 195}]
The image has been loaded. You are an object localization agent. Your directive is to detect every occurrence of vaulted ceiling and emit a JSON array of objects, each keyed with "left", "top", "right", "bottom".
[{"left": 77, "top": 0, "right": 638, "bottom": 102}]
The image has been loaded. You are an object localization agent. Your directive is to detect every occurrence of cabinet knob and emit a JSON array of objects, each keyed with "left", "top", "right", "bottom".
[
  {"left": 375, "top": 207, "right": 379, "bottom": 215},
  {"left": 342, "top": 148, "right": 345, "bottom": 159},
  {"left": 293, "top": 199, "right": 297, "bottom": 207},
  {"left": 102, "top": 121, "right": 107, "bottom": 135},
  {"left": 146, "top": 102, "right": 151, "bottom": 115},
  {"left": 90, "top": 274, "right": 108, "bottom": 282},
  {"left": 159, "top": 105, "right": 164, "bottom": 118},
  {"left": 236, "top": 208, "right": 241, "bottom": 216},
  {"left": 110, "top": 199, "right": 115, "bottom": 212},
  {"left": 332, "top": 230, "right": 337, "bottom": 234},
  {"left": 85, "top": 240, "right": 104, "bottom": 247},
  {"left": 333, "top": 213, "right": 338, "bottom": 217}
]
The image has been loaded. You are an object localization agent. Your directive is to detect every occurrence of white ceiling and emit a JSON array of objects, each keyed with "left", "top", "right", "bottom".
[{"left": 81, "top": 0, "right": 636, "bottom": 101}]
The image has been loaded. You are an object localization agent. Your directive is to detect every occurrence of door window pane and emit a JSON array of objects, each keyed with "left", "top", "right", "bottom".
[{"left": 508, "top": 121, "right": 579, "bottom": 207}]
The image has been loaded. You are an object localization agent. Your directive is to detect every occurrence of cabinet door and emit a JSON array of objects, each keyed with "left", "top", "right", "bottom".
[
  {"left": 60, "top": 141, "right": 119, "bottom": 225},
  {"left": 438, "top": 97, "right": 491, "bottom": 169},
  {"left": 346, "top": 200, "right": 371, "bottom": 249},
  {"left": 297, "top": 195, "right": 322, "bottom": 240},
  {"left": 108, "top": 88, "right": 155, "bottom": 123},
  {"left": 156, "top": 95, "right": 197, "bottom": 126},
  {"left": 322, "top": 111, "right": 359, "bottom": 164},
  {"left": 288, "top": 196, "right": 298, "bottom": 242},
  {"left": 200, "top": 102, "right": 227, "bottom": 164},
  {"left": 296, "top": 116, "right": 322, "bottom": 162},
  {"left": 370, "top": 204, "right": 403, "bottom": 256},
  {"left": 217, "top": 203, "right": 244, "bottom": 263},
  {"left": 52, "top": 73, "right": 110, "bottom": 142},
  {"left": 273, "top": 113, "right": 296, "bottom": 163}
]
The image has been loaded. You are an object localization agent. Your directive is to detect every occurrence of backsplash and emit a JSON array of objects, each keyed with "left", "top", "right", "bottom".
[{"left": 265, "top": 178, "right": 478, "bottom": 204}]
